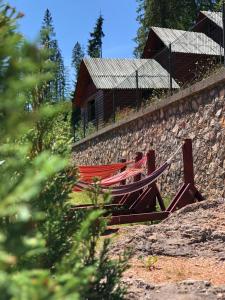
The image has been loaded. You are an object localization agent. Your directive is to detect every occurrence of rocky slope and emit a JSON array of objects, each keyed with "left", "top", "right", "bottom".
[{"left": 110, "top": 199, "right": 225, "bottom": 299}]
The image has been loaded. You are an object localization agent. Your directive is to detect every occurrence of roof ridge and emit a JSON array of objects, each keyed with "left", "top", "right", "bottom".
[
  {"left": 151, "top": 26, "right": 187, "bottom": 33},
  {"left": 83, "top": 57, "right": 150, "bottom": 62},
  {"left": 200, "top": 10, "right": 221, "bottom": 13}
]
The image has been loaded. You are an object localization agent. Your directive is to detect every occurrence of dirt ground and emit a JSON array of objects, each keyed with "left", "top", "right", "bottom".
[
  {"left": 125, "top": 256, "right": 225, "bottom": 286},
  {"left": 107, "top": 198, "right": 225, "bottom": 299}
]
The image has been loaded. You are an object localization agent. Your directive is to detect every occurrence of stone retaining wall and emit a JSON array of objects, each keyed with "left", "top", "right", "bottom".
[{"left": 72, "top": 69, "right": 225, "bottom": 199}]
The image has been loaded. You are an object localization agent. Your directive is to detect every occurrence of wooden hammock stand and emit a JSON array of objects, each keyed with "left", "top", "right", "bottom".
[{"left": 71, "top": 139, "right": 204, "bottom": 225}]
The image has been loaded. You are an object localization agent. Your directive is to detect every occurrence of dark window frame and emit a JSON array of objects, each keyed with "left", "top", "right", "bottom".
[{"left": 87, "top": 99, "right": 96, "bottom": 122}]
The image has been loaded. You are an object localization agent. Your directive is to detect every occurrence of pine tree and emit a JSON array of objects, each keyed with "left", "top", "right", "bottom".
[
  {"left": 134, "top": 0, "right": 197, "bottom": 57},
  {"left": 40, "top": 9, "right": 55, "bottom": 47},
  {"left": 87, "top": 14, "right": 105, "bottom": 58},
  {"left": 214, "top": 0, "right": 224, "bottom": 10},
  {"left": 0, "top": 4, "right": 128, "bottom": 298},
  {"left": 40, "top": 9, "right": 66, "bottom": 101},
  {"left": 55, "top": 43, "right": 66, "bottom": 100},
  {"left": 72, "top": 42, "right": 85, "bottom": 80},
  {"left": 196, "top": 0, "right": 217, "bottom": 11}
]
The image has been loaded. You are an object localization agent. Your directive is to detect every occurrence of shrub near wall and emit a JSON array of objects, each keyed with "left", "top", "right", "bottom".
[{"left": 73, "top": 69, "right": 225, "bottom": 199}]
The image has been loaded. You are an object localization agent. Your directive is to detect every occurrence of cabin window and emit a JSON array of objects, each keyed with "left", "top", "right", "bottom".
[{"left": 87, "top": 99, "right": 96, "bottom": 122}]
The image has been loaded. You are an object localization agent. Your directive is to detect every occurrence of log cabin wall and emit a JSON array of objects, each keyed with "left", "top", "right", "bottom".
[
  {"left": 154, "top": 51, "right": 220, "bottom": 86},
  {"left": 103, "top": 90, "right": 142, "bottom": 122},
  {"left": 194, "top": 14, "right": 223, "bottom": 47}
]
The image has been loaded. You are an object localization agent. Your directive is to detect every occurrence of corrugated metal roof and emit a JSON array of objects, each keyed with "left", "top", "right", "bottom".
[
  {"left": 201, "top": 11, "right": 222, "bottom": 28},
  {"left": 151, "top": 26, "right": 222, "bottom": 55},
  {"left": 83, "top": 58, "right": 179, "bottom": 89}
]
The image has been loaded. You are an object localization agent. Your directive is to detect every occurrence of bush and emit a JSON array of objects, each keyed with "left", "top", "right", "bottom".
[{"left": 0, "top": 2, "right": 128, "bottom": 299}]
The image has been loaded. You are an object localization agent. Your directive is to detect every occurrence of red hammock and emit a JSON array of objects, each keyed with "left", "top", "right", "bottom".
[
  {"left": 100, "top": 168, "right": 144, "bottom": 186},
  {"left": 78, "top": 157, "right": 146, "bottom": 183},
  {"left": 78, "top": 162, "right": 129, "bottom": 182},
  {"left": 73, "top": 156, "right": 147, "bottom": 192},
  {"left": 99, "top": 156, "right": 146, "bottom": 186},
  {"left": 73, "top": 144, "right": 183, "bottom": 195},
  {"left": 73, "top": 161, "right": 169, "bottom": 196}
]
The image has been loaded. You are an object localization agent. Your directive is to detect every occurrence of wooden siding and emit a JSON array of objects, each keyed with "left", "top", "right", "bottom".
[
  {"left": 195, "top": 13, "right": 223, "bottom": 47},
  {"left": 81, "top": 81, "right": 97, "bottom": 107},
  {"left": 103, "top": 89, "right": 147, "bottom": 122},
  {"left": 95, "top": 90, "right": 104, "bottom": 127},
  {"left": 153, "top": 50, "right": 219, "bottom": 85}
]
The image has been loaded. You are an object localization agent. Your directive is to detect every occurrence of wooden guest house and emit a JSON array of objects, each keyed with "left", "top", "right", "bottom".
[
  {"left": 195, "top": 11, "right": 223, "bottom": 47},
  {"left": 142, "top": 26, "right": 223, "bottom": 85},
  {"left": 73, "top": 58, "right": 179, "bottom": 126}
]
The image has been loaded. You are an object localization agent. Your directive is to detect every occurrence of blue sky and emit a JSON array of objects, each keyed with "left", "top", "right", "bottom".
[{"left": 10, "top": 0, "right": 139, "bottom": 81}]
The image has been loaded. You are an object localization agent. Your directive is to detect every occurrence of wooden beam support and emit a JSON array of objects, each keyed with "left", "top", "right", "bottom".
[
  {"left": 121, "top": 152, "right": 143, "bottom": 208},
  {"left": 183, "top": 139, "right": 194, "bottom": 187},
  {"left": 112, "top": 158, "right": 127, "bottom": 204},
  {"left": 134, "top": 152, "right": 143, "bottom": 182},
  {"left": 109, "top": 211, "right": 170, "bottom": 226},
  {"left": 168, "top": 139, "right": 204, "bottom": 213},
  {"left": 132, "top": 149, "right": 165, "bottom": 213}
]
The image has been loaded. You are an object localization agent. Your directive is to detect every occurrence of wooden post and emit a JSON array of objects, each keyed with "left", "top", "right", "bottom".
[
  {"left": 169, "top": 43, "right": 173, "bottom": 95},
  {"left": 112, "top": 89, "right": 116, "bottom": 123},
  {"left": 136, "top": 70, "right": 139, "bottom": 110},
  {"left": 111, "top": 158, "right": 127, "bottom": 204},
  {"left": 83, "top": 112, "right": 86, "bottom": 138},
  {"left": 73, "top": 123, "right": 76, "bottom": 143},
  {"left": 120, "top": 158, "right": 127, "bottom": 185},
  {"left": 168, "top": 139, "right": 203, "bottom": 213},
  {"left": 119, "top": 152, "right": 143, "bottom": 209},
  {"left": 223, "top": 1, "right": 225, "bottom": 66},
  {"left": 134, "top": 152, "right": 143, "bottom": 182},
  {"left": 95, "top": 100, "right": 99, "bottom": 131},
  {"left": 182, "top": 139, "right": 194, "bottom": 187},
  {"left": 147, "top": 150, "right": 156, "bottom": 175}
]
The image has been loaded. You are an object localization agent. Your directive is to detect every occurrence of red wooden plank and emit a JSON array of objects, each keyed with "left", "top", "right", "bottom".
[
  {"left": 109, "top": 211, "right": 170, "bottom": 225},
  {"left": 183, "top": 139, "right": 195, "bottom": 186},
  {"left": 167, "top": 183, "right": 186, "bottom": 211},
  {"left": 70, "top": 203, "right": 123, "bottom": 211}
]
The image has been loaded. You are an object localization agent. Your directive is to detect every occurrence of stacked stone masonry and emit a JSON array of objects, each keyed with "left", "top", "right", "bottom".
[{"left": 73, "top": 69, "right": 225, "bottom": 199}]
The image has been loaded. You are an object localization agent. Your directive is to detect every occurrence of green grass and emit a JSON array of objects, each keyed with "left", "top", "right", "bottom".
[
  {"left": 156, "top": 195, "right": 172, "bottom": 212},
  {"left": 69, "top": 191, "right": 105, "bottom": 206}
]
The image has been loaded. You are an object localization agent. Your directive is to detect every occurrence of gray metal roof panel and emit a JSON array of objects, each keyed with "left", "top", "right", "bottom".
[
  {"left": 83, "top": 58, "right": 179, "bottom": 89},
  {"left": 201, "top": 11, "right": 222, "bottom": 28},
  {"left": 151, "top": 26, "right": 222, "bottom": 55}
]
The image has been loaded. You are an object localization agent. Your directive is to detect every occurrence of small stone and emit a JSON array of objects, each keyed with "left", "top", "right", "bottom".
[
  {"left": 212, "top": 144, "right": 218, "bottom": 153},
  {"left": 217, "top": 293, "right": 224, "bottom": 299},
  {"left": 172, "top": 124, "right": 179, "bottom": 134},
  {"left": 192, "top": 100, "right": 198, "bottom": 111},
  {"left": 216, "top": 109, "right": 222, "bottom": 118},
  {"left": 210, "top": 119, "right": 215, "bottom": 126},
  {"left": 189, "top": 133, "right": 195, "bottom": 140},
  {"left": 122, "top": 151, "right": 127, "bottom": 157}
]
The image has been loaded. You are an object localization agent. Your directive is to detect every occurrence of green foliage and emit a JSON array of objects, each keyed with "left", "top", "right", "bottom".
[
  {"left": 0, "top": 4, "right": 65, "bottom": 297},
  {"left": 70, "top": 191, "right": 104, "bottom": 206},
  {"left": 139, "top": 255, "right": 158, "bottom": 271},
  {"left": 0, "top": 2, "right": 128, "bottom": 299},
  {"left": 196, "top": 0, "right": 218, "bottom": 11},
  {"left": 73, "top": 119, "right": 96, "bottom": 141},
  {"left": 87, "top": 14, "right": 105, "bottom": 58},
  {"left": 214, "top": 0, "right": 224, "bottom": 10},
  {"left": 40, "top": 9, "right": 66, "bottom": 101},
  {"left": 72, "top": 41, "right": 85, "bottom": 81}
]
